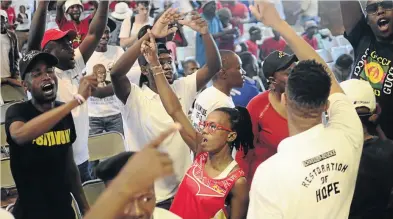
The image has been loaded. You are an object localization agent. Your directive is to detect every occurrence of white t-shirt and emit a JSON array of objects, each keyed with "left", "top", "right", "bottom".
[
  {"left": 16, "top": 13, "right": 30, "bottom": 31},
  {"left": 190, "top": 86, "right": 235, "bottom": 131},
  {"left": 121, "top": 72, "right": 198, "bottom": 202},
  {"left": 119, "top": 15, "right": 154, "bottom": 39},
  {"left": 153, "top": 207, "right": 182, "bottom": 219},
  {"left": 86, "top": 46, "right": 124, "bottom": 117},
  {"left": 119, "top": 15, "right": 154, "bottom": 84},
  {"left": 1, "top": 33, "right": 11, "bottom": 78},
  {"left": 248, "top": 93, "right": 363, "bottom": 219},
  {"left": 55, "top": 48, "right": 89, "bottom": 165}
]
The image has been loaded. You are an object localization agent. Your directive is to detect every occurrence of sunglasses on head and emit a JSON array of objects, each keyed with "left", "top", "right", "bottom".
[
  {"left": 365, "top": 1, "right": 393, "bottom": 14},
  {"left": 198, "top": 121, "right": 232, "bottom": 134}
]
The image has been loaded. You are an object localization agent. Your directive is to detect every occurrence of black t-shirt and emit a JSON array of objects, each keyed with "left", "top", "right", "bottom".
[
  {"left": 349, "top": 137, "right": 393, "bottom": 218},
  {"left": 5, "top": 101, "right": 77, "bottom": 219},
  {"left": 346, "top": 17, "right": 393, "bottom": 140}
]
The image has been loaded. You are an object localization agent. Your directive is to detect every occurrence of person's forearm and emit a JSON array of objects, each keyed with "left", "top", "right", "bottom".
[
  {"left": 120, "top": 36, "right": 137, "bottom": 48},
  {"left": 203, "top": 33, "right": 221, "bottom": 76},
  {"left": 87, "top": 1, "right": 109, "bottom": 38},
  {"left": 340, "top": 1, "right": 363, "bottom": 33},
  {"left": 152, "top": 64, "right": 183, "bottom": 117},
  {"left": 27, "top": 1, "right": 49, "bottom": 50},
  {"left": 10, "top": 100, "right": 80, "bottom": 145},
  {"left": 111, "top": 34, "right": 149, "bottom": 78},
  {"left": 55, "top": 1, "right": 65, "bottom": 23},
  {"left": 273, "top": 20, "right": 343, "bottom": 94},
  {"left": 152, "top": 65, "right": 199, "bottom": 152}
]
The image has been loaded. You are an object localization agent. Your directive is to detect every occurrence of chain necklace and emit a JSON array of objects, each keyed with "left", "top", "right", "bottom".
[{"left": 72, "top": 21, "right": 82, "bottom": 44}]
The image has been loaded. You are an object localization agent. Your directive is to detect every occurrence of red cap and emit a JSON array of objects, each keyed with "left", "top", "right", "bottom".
[{"left": 41, "top": 29, "right": 77, "bottom": 49}]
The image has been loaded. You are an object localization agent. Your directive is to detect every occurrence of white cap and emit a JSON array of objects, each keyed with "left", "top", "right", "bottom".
[
  {"left": 340, "top": 79, "right": 376, "bottom": 112},
  {"left": 304, "top": 20, "right": 318, "bottom": 30},
  {"left": 65, "top": 0, "right": 84, "bottom": 13},
  {"left": 110, "top": 2, "right": 132, "bottom": 21}
]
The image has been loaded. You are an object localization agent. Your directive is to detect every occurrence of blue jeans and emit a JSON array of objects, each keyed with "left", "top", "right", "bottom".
[
  {"left": 89, "top": 113, "right": 124, "bottom": 136},
  {"left": 78, "top": 160, "right": 93, "bottom": 183}
]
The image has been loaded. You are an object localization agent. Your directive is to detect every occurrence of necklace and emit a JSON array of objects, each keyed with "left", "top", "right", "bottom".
[{"left": 72, "top": 21, "right": 82, "bottom": 44}]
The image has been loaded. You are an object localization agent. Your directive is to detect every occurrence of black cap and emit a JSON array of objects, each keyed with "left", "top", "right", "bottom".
[
  {"left": 95, "top": 152, "right": 135, "bottom": 182},
  {"left": 262, "top": 51, "right": 297, "bottom": 81},
  {"left": 20, "top": 50, "right": 59, "bottom": 80}
]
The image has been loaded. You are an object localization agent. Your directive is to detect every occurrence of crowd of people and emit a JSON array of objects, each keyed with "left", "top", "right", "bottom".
[{"left": 1, "top": 0, "right": 393, "bottom": 219}]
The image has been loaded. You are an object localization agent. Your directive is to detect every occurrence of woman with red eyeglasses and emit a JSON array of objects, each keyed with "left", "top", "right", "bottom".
[{"left": 140, "top": 29, "right": 253, "bottom": 219}]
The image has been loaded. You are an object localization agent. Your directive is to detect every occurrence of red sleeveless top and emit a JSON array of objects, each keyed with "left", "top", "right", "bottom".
[{"left": 170, "top": 152, "right": 245, "bottom": 219}]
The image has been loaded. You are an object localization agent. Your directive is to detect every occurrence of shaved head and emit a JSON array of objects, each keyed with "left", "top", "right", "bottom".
[{"left": 220, "top": 50, "right": 239, "bottom": 70}]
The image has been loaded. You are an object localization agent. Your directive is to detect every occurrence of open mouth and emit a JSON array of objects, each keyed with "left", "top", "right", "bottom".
[
  {"left": 377, "top": 18, "right": 390, "bottom": 32},
  {"left": 165, "top": 71, "right": 173, "bottom": 79},
  {"left": 202, "top": 138, "right": 208, "bottom": 143},
  {"left": 42, "top": 83, "right": 55, "bottom": 95}
]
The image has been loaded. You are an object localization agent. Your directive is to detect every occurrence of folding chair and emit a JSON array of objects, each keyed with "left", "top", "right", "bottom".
[
  {"left": 327, "top": 62, "right": 335, "bottom": 71},
  {"left": 1, "top": 158, "right": 15, "bottom": 188},
  {"left": 336, "top": 35, "right": 351, "bottom": 47},
  {"left": 70, "top": 192, "right": 82, "bottom": 219},
  {"left": 316, "top": 49, "right": 333, "bottom": 63},
  {"left": 82, "top": 179, "right": 106, "bottom": 206},
  {"left": 5, "top": 203, "right": 14, "bottom": 212},
  {"left": 0, "top": 85, "right": 26, "bottom": 103},
  {"left": 1, "top": 124, "right": 7, "bottom": 147},
  {"left": 176, "top": 47, "right": 195, "bottom": 62},
  {"left": 88, "top": 131, "right": 127, "bottom": 161}
]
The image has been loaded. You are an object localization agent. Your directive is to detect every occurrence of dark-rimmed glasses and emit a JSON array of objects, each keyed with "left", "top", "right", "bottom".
[{"left": 365, "top": 1, "right": 393, "bottom": 14}]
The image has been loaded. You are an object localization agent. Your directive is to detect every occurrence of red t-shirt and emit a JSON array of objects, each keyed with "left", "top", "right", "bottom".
[
  {"left": 170, "top": 152, "right": 244, "bottom": 219},
  {"left": 56, "top": 16, "right": 91, "bottom": 48},
  {"left": 245, "top": 40, "right": 258, "bottom": 58},
  {"left": 5, "top": 7, "right": 16, "bottom": 25},
  {"left": 235, "top": 91, "right": 288, "bottom": 188},
  {"left": 302, "top": 34, "right": 319, "bottom": 50},
  {"left": 260, "top": 37, "right": 287, "bottom": 59},
  {"left": 222, "top": 2, "right": 248, "bottom": 35}
]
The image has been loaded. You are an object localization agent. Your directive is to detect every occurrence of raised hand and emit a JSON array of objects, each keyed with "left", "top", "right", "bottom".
[
  {"left": 78, "top": 75, "right": 98, "bottom": 100},
  {"left": 56, "top": 0, "right": 66, "bottom": 7},
  {"left": 249, "top": 0, "right": 283, "bottom": 28},
  {"left": 141, "top": 29, "right": 160, "bottom": 66},
  {"left": 178, "top": 11, "right": 208, "bottom": 35},
  {"left": 151, "top": 8, "right": 179, "bottom": 38}
]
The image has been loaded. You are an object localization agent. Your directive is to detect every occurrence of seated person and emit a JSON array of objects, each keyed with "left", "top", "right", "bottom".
[
  {"left": 95, "top": 152, "right": 181, "bottom": 219},
  {"left": 332, "top": 54, "right": 353, "bottom": 83},
  {"left": 302, "top": 20, "right": 319, "bottom": 50}
]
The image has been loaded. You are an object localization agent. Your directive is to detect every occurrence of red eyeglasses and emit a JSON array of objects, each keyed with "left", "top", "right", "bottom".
[{"left": 198, "top": 121, "right": 233, "bottom": 134}]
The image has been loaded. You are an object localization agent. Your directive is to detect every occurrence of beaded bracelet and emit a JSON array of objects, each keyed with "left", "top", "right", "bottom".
[
  {"left": 151, "top": 65, "right": 163, "bottom": 71},
  {"left": 153, "top": 71, "right": 165, "bottom": 76}
]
